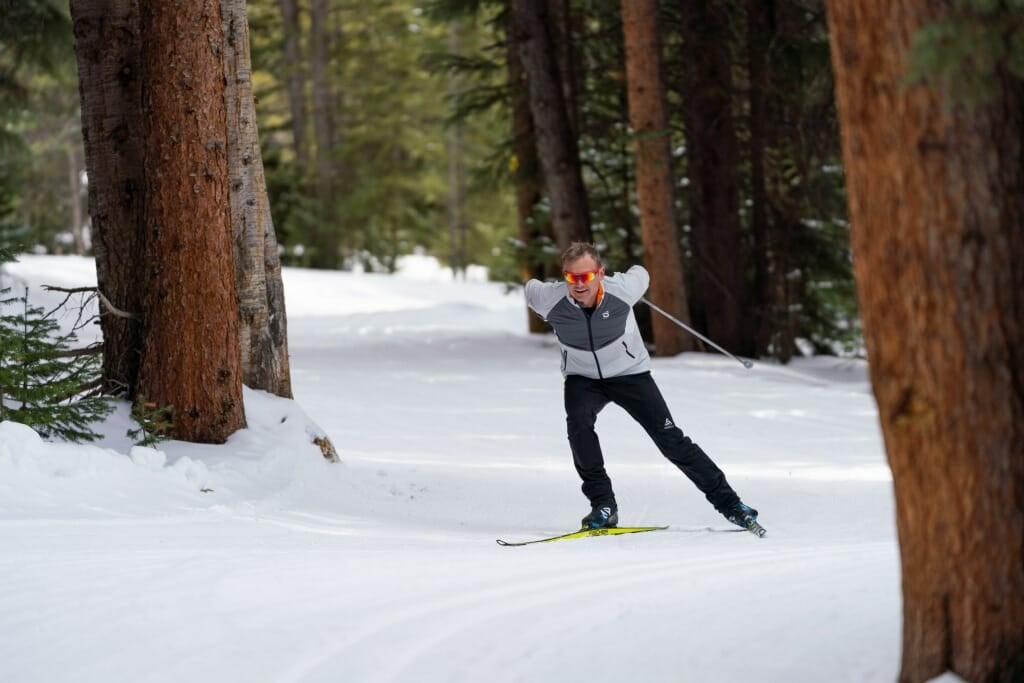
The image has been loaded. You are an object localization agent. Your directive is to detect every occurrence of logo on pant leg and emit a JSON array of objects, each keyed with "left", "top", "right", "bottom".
[{"left": 663, "top": 418, "right": 674, "bottom": 429}]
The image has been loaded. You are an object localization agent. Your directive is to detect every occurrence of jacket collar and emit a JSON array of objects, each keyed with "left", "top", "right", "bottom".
[{"left": 568, "top": 284, "right": 604, "bottom": 309}]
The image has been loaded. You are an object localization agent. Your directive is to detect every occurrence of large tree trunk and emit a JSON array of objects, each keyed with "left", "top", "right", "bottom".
[
  {"left": 137, "top": 0, "right": 245, "bottom": 443},
  {"left": 621, "top": 0, "right": 692, "bottom": 356},
  {"left": 511, "top": 0, "right": 592, "bottom": 250},
  {"left": 827, "top": 2, "right": 1024, "bottom": 680},
  {"left": 69, "top": 0, "right": 146, "bottom": 397},
  {"left": 747, "top": 0, "right": 772, "bottom": 358},
  {"left": 221, "top": 0, "right": 293, "bottom": 398},
  {"left": 506, "top": 11, "right": 552, "bottom": 334},
  {"left": 548, "top": 0, "right": 579, "bottom": 141},
  {"left": 309, "top": 0, "right": 339, "bottom": 269},
  {"left": 278, "top": 0, "right": 308, "bottom": 170},
  {"left": 682, "top": 0, "right": 749, "bottom": 356}
]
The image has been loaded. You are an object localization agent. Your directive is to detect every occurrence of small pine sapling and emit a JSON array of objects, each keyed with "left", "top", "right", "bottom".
[
  {"left": 0, "top": 285, "right": 113, "bottom": 441},
  {"left": 127, "top": 395, "right": 174, "bottom": 447}
]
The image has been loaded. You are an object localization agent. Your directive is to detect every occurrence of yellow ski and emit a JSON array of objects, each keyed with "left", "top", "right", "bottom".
[{"left": 496, "top": 526, "right": 668, "bottom": 547}]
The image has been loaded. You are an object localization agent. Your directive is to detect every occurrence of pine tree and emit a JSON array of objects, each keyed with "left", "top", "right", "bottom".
[
  {"left": 1, "top": 3, "right": 114, "bottom": 443},
  {"left": 0, "top": 228, "right": 113, "bottom": 441}
]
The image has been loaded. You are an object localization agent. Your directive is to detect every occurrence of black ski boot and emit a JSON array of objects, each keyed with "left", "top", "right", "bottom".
[
  {"left": 724, "top": 501, "right": 766, "bottom": 537},
  {"left": 581, "top": 504, "right": 618, "bottom": 529},
  {"left": 724, "top": 501, "right": 758, "bottom": 528}
]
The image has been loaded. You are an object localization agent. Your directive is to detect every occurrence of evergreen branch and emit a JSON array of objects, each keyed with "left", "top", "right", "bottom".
[
  {"left": 452, "top": 83, "right": 508, "bottom": 112},
  {"left": 52, "top": 376, "right": 104, "bottom": 404},
  {"left": 421, "top": 51, "right": 501, "bottom": 76},
  {"left": 48, "top": 342, "right": 102, "bottom": 359}
]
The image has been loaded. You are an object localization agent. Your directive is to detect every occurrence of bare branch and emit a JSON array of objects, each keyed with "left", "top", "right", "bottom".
[
  {"left": 41, "top": 285, "right": 136, "bottom": 320},
  {"left": 96, "top": 289, "right": 136, "bottom": 320},
  {"left": 41, "top": 285, "right": 96, "bottom": 295}
]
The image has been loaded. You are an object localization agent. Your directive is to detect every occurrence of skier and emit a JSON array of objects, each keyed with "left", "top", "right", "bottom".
[{"left": 524, "top": 242, "right": 759, "bottom": 531}]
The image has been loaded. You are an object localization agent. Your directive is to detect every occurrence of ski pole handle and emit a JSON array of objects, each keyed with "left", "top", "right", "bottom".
[{"left": 640, "top": 297, "right": 753, "bottom": 369}]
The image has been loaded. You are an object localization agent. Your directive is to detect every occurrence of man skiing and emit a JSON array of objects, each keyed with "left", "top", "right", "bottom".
[{"left": 524, "top": 242, "right": 759, "bottom": 532}]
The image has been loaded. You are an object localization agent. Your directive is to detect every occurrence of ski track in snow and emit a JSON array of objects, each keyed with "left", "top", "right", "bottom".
[
  {"left": 0, "top": 257, "right": 902, "bottom": 683},
  {"left": 1, "top": 516, "right": 896, "bottom": 683},
  {"left": 278, "top": 542, "right": 896, "bottom": 683}
]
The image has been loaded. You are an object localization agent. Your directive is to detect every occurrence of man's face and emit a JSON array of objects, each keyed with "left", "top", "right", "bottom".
[{"left": 562, "top": 254, "right": 604, "bottom": 307}]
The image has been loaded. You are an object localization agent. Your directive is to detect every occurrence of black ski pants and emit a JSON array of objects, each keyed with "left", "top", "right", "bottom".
[{"left": 563, "top": 371, "right": 740, "bottom": 514}]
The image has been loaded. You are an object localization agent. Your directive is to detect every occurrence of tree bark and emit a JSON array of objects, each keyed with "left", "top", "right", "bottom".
[
  {"left": 621, "top": 0, "right": 692, "bottom": 356},
  {"left": 511, "top": 0, "right": 592, "bottom": 250},
  {"left": 69, "top": 0, "right": 146, "bottom": 397},
  {"left": 548, "top": 0, "right": 579, "bottom": 142},
  {"left": 66, "top": 143, "right": 86, "bottom": 255},
  {"left": 506, "top": 11, "right": 553, "bottom": 334},
  {"left": 309, "top": 0, "right": 339, "bottom": 269},
  {"left": 278, "top": 0, "right": 308, "bottom": 170},
  {"left": 221, "top": 0, "right": 293, "bottom": 398},
  {"left": 827, "top": 2, "right": 1024, "bottom": 680},
  {"left": 682, "top": 0, "right": 749, "bottom": 356},
  {"left": 137, "top": 0, "right": 245, "bottom": 443},
  {"left": 747, "top": 0, "right": 772, "bottom": 358},
  {"left": 447, "top": 20, "right": 466, "bottom": 280},
  {"left": 764, "top": 2, "right": 806, "bottom": 364}
]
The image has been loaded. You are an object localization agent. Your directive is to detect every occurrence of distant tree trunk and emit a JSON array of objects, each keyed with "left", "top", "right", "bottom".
[
  {"left": 221, "top": 0, "right": 293, "bottom": 398},
  {"left": 827, "top": 2, "right": 1024, "bottom": 681},
  {"left": 309, "top": 0, "right": 339, "bottom": 269},
  {"left": 66, "top": 143, "right": 86, "bottom": 255},
  {"left": 764, "top": 2, "right": 805, "bottom": 363},
  {"left": 278, "top": 0, "right": 308, "bottom": 170},
  {"left": 682, "top": 0, "right": 749, "bottom": 356},
  {"left": 746, "top": 0, "right": 800, "bottom": 364},
  {"left": 548, "top": 0, "right": 579, "bottom": 141},
  {"left": 447, "top": 20, "right": 466, "bottom": 280},
  {"left": 767, "top": 200, "right": 798, "bottom": 362},
  {"left": 747, "top": 0, "right": 772, "bottom": 358},
  {"left": 621, "top": 0, "right": 692, "bottom": 356},
  {"left": 511, "top": 0, "right": 592, "bottom": 250},
  {"left": 506, "top": 12, "right": 552, "bottom": 334},
  {"left": 69, "top": 0, "right": 146, "bottom": 397},
  {"left": 137, "top": 0, "right": 245, "bottom": 443}
]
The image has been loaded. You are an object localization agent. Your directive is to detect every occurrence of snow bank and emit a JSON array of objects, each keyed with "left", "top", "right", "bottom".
[{"left": 0, "top": 388, "right": 334, "bottom": 520}]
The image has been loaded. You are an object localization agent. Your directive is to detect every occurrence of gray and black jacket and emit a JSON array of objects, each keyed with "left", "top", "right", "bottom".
[{"left": 525, "top": 266, "right": 651, "bottom": 379}]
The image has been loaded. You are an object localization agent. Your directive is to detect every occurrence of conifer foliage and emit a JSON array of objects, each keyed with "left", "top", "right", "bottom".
[{"left": 0, "top": 232, "right": 112, "bottom": 442}]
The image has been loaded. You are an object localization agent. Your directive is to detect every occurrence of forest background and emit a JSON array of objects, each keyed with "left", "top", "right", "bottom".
[
  {"left": 3, "top": 1, "right": 1024, "bottom": 680},
  {"left": 1, "top": 0, "right": 854, "bottom": 364}
]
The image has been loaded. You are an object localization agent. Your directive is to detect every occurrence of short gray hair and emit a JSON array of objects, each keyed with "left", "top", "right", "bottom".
[{"left": 561, "top": 242, "right": 603, "bottom": 268}]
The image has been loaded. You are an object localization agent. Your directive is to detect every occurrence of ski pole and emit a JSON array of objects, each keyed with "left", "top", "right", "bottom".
[{"left": 640, "top": 297, "right": 754, "bottom": 369}]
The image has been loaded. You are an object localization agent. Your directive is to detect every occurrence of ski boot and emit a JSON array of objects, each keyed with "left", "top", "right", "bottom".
[
  {"left": 581, "top": 504, "right": 618, "bottom": 529},
  {"left": 725, "top": 502, "right": 766, "bottom": 537}
]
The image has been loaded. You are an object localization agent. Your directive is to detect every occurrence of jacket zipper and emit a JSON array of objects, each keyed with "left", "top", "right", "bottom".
[
  {"left": 584, "top": 309, "right": 603, "bottom": 379},
  {"left": 622, "top": 341, "right": 636, "bottom": 359}
]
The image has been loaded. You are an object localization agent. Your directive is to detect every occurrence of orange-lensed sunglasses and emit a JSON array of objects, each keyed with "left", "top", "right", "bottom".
[{"left": 563, "top": 270, "right": 601, "bottom": 285}]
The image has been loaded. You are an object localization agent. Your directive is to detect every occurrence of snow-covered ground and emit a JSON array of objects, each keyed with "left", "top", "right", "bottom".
[{"left": 0, "top": 255, "right": 901, "bottom": 682}]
